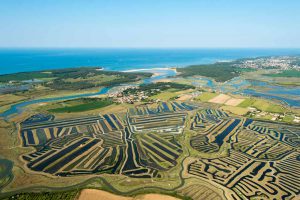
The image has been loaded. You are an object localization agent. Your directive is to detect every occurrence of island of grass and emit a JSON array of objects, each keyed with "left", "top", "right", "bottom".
[
  {"left": 176, "top": 62, "right": 249, "bottom": 82},
  {"left": 263, "top": 69, "right": 300, "bottom": 78},
  {"left": 276, "top": 82, "right": 300, "bottom": 86},
  {"left": 47, "top": 98, "right": 113, "bottom": 113}
]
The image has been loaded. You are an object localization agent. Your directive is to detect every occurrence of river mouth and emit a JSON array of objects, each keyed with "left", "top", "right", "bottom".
[{"left": 0, "top": 68, "right": 177, "bottom": 119}]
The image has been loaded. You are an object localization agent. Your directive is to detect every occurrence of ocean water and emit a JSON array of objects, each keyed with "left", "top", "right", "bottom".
[{"left": 1, "top": 48, "right": 300, "bottom": 75}]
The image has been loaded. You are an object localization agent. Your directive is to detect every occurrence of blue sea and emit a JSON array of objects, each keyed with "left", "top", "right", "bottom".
[{"left": 1, "top": 48, "right": 300, "bottom": 75}]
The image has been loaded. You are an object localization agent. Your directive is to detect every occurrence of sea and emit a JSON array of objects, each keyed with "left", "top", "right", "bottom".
[{"left": 1, "top": 48, "right": 300, "bottom": 75}]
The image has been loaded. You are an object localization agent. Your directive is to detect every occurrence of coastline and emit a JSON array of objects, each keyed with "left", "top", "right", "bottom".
[
  {"left": 1, "top": 54, "right": 299, "bottom": 118},
  {"left": 122, "top": 67, "right": 177, "bottom": 73},
  {"left": 3, "top": 48, "right": 300, "bottom": 75}
]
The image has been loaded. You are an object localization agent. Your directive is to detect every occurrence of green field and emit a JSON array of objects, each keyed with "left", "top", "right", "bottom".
[
  {"left": 282, "top": 115, "right": 295, "bottom": 123},
  {"left": 220, "top": 105, "right": 249, "bottom": 115},
  {"left": 48, "top": 98, "right": 113, "bottom": 113},
  {"left": 150, "top": 90, "right": 179, "bottom": 101},
  {"left": 196, "top": 92, "right": 218, "bottom": 102},
  {"left": 238, "top": 98, "right": 285, "bottom": 113}
]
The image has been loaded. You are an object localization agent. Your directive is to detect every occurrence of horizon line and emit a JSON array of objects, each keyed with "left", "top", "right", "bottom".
[{"left": 1, "top": 47, "right": 300, "bottom": 50}]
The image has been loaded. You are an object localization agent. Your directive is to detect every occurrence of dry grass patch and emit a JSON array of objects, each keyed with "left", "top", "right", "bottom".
[
  {"left": 224, "top": 98, "right": 245, "bottom": 106},
  {"left": 78, "top": 189, "right": 181, "bottom": 200},
  {"left": 196, "top": 92, "right": 218, "bottom": 102},
  {"left": 138, "top": 194, "right": 180, "bottom": 200},
  {"left": 177, "top": 94, "right": 193, "bottom": 101},
  {"left": 78, "top": 189, "right": 131, "bottom": 200},
  {"left": 0, "top": 94, "right": 27, "bottom": 106},
  {"left": 207, "top": 94, "right": 245, "bottom": 106},
  {"left": 221, "top": 105, "right": 249, "bottom": 115},
  {"left": 0, "top": 94, "right": 28, "bottom": 112},
  {"left": 209, "top": 94, "right": 231, "bottom": 104}
]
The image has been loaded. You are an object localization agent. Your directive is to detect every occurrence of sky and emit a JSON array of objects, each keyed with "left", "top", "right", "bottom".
[{"left": 0, "top": 0, "right": 300, "bottom": 48}]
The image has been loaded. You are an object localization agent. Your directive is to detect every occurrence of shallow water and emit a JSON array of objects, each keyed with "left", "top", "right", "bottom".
[
  {"left": 249, "top": 80, "right": 300, "bottom": 96},
  {"left": 241, "top": 89, "right": 300, "bottom": 107},
  {"left": 187, "top": 77, "right": 300, "bottom": 107}
]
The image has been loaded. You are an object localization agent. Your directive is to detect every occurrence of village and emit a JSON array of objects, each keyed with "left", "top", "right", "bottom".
[{"left": 236, "top": 56, "right": 300, "bottom": 70}]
